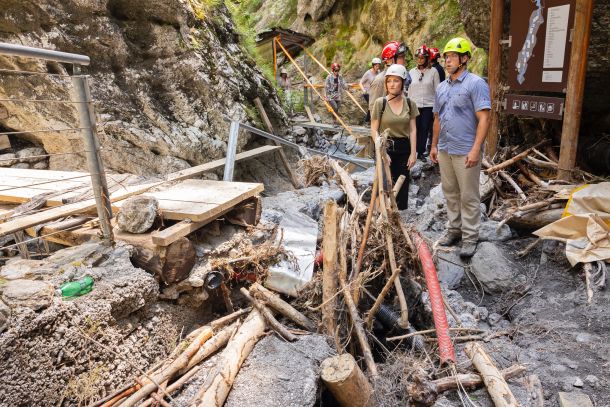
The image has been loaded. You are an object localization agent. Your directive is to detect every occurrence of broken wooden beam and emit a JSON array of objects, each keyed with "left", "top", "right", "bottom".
[
  {"left": 249, "top": 282, "right": 316, "bottom": 331},
  {"left": 465, "top": 341, "right": 519, "bottom": 407},
  {"left": 190, "top": 309, "right": 266, "bottom": 407},
  {"left": 484, "top": 140, "right": 547, "bottom": 174},
  {"left": 329, "top": 159, "right": 367, "bottom": 214},
  {"left": 253, "top": 97, "right": 302, "bottom": 189},
  {"left": 240, "top": 287, "right": 296, "bottom": 341}
]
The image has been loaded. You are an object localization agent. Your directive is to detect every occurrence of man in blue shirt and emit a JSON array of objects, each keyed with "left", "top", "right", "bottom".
[{"left": 430, "top": 37, "right": 491, "bottom": 258}]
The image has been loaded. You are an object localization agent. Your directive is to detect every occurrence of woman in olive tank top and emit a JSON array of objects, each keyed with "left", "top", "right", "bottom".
[{"left": 370, "top": 64, "right": 419, "bottom": 210}]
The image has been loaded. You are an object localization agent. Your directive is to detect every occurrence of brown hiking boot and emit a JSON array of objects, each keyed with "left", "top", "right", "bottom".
[
  {"left": 437, "top": 231, "right": 461, "bottom": 247},
  {"left": 459, "top": 241, "right": 478, "bottom": 258}
]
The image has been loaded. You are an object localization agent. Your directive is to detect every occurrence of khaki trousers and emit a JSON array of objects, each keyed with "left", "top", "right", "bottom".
[{"left": 437, "top": 151, "right": 481, "bottom": 242}]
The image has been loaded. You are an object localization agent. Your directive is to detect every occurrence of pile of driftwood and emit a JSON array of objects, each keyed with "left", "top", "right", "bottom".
[{"left": 483, "top": 140, "right": 602, "bottom": 231}]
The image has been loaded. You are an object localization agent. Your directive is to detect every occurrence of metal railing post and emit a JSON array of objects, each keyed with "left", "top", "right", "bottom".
[
  {"left": 223, "top": 121, "right": 240, "bottom": 182},
  {"left": 71, "top": 66, "right": 114, "bottom": 242}
]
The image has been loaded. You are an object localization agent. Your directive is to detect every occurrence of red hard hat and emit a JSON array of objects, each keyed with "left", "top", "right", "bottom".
[
  {"left": 415, "top": 45, "right": 429, "bottom": 57},
  {"left": 331, "top": 62, "right": 341, "bottom": 71},
  {"left": 429, "top": 47, "right": 440, "bottom": 60},
  {"left": 381, "top": 41, "right": 407, "bottom": 61}
]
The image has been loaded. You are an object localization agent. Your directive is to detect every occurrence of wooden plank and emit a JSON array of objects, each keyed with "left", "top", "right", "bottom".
[
  {"left": 0, "top": 147, "right": 278, "bottom": 236},
  {"left": 304, "top": 106, "right": 316, "bottom": 123},
  {"left": 0, "top": 167, "right": 89, "bottom": 180},
  {"left": 152, "top": 197, "right": 261, "bottom": 246},
  {"left": 167, "top": 145, "right": 280, "bottom": 182}
]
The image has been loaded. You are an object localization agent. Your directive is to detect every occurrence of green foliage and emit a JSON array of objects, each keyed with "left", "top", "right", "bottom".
[
  {"left": 225, "top": 0, "right": 275, "bottom": 83},
  {"left": 188, "top": 0, "right": 221, "bottom": 21}
]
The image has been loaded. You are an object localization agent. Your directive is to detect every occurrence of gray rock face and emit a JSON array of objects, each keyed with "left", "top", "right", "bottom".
[
  {"left": 16, "top": 147, "right": 46, "bottom": 163},
  {"left": 0, "top": 153, "right": 17, "bottom": 167},
  {"left": 0, "top": 0, "right": 286, "bottom": 175},
  {"left": 1, "top": 279, "right": 54, "bottom": 311},
  {"left": 470, "top": 242, "right": 517, "bottom": 293},
  {"left": 436, "top": 252, "right": 465, "bottom": 289},
  {"left": 0, "top": 259, "right": 55, "bottom": 281},
  {"left": 117, "top": 196, "right": 159, "bottom": 234},
  {"left": 225, "top": 334, "right": 334, "bottom": 407},
  {"left": 0, "top": 299, "right": 9, "bottom": 333}
]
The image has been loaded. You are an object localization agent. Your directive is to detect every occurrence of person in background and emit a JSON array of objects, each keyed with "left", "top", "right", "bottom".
[
  {"left": 430, "top": 37, "right": 491, "bottom": 258},
  {"left": 278, "top": 68, "right": 293, "bottom": 115},
  {"left": 408, "top": 45, "right": 440, "bottom": 159},
  {"left": 325, "top": 62, "right": 347, "bottom": 118},
  {"left": 370, "top": 64, "right": 418, "bottom": 210},
  {"left": 429, "top": 47, "right": 446, "bottom": 82},
  {"left": 359, "top": 57, "right": 382, "bottom": 122},
  {"left": 368, "top": 41, "right": 410, "bottom": 114}
]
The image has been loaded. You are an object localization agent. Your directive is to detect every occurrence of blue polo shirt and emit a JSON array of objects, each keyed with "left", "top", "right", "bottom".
[{"left": 433, "top": 70, "right": 491, "bottom": 155}]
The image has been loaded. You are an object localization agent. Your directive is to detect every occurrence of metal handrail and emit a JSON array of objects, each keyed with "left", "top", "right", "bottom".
[{"left": 0, "top": 42, "right": 90, "bottom": 66}]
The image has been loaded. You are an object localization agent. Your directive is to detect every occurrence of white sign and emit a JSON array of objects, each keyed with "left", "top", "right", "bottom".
[
  {"left": 542, "top": 70, "right": 563, "bottom": 82},
  {"left": 543, "top": 4, "right": 570, "bottom": 69}
]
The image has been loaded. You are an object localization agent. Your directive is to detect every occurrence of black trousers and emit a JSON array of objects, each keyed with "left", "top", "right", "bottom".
[
  {"left": 416, "top": 106, "right": 434, "bottom": 155},
  {"left": 386, "top": 138, "right": 411, "bottom": 210},
  {"left": 363, "top": 94, "right": 370, "bottom": 122}
]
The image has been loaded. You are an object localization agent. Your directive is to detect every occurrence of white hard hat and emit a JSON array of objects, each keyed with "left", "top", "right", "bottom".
[
  {"left": 371, "top": 57, "right": 382, "bottom": 65},
  {"left": 384, "top": 64, "right": 408, "bottom": 80},
  {"left": 280, "top": 68, "right": 288, "bottom": 74}
]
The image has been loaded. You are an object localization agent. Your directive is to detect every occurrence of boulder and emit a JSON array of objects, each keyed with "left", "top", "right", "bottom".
[
  {"left": 479, "top": 220, "right": 512, "bottom": 242},
  {"left": 16, "top": 147, "right": 46, "bottom": 163},
  {"left": 11, "top": 163, "right": 29, "bottom": 169},
  {"left": 116, "top": 196, "right": 159, "bottom": 234},
  {"left": 224, "top": 334, "right": 333, "bottom": 407},
  {"left": 0, "top": 153, "right": 17, "bottom": 167},
  {"left": 0, "top": 259, "right": 55, "bottom": 281},
  {"left": 32, "top": 161, "right": 49, "bottom": 170},
  {"left": 0, "top": 299, "right": 9, "bottom": 333},
  {"left": 436, "top": 252, "right": 466, "bottom": 289},
  {"left": 1, "top": 279, "right": 54, "bottom": 311},
  {"left": 470, "top": 242, "right": 517, "bottom": 293}
]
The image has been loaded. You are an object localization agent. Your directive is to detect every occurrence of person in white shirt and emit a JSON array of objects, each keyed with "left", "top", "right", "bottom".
[
  {"left": 278, "top": 68, "right": 293, "bottom": 115},
  {"left": 408, "top": 45, "right": 440, "bottom": 159},
  {"left": 359, "top": 57, "right": 382, "bottom": 122}
]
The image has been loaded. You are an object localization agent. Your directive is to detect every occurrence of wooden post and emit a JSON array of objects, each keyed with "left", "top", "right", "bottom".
[
  {"left": 557, "top": 0, "right": 595, "bottom": 180},
  {"left": 486, "top": 0, "right": 504, "bottom": 159},
  {"left": 272, "top": 36, "right": 278, "bottom": 81},
  {"left": 322, "top": 200, "right": 340, "bottom": 350}
]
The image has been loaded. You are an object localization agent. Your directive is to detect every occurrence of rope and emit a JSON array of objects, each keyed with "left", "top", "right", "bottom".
[
  {"left": 275, "top": 38, "right": 354, "bottom": 137},
  {"left": 282, "top": 39, "right": 367, "bottom": 115}
]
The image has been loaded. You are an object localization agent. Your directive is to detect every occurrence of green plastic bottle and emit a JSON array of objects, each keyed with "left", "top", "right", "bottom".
[{"left": 58, "top": 276, "right": 94, "bottom": 299}]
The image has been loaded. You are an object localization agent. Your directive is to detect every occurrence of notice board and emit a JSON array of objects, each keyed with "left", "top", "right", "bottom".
[{"left": 508, "top": 0, "right": 576, "bottom": 93}]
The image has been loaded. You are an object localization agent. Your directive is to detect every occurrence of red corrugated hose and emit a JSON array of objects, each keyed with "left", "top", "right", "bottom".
[{"left": 413, "top": 231, "right": 456, "bottom": 365}]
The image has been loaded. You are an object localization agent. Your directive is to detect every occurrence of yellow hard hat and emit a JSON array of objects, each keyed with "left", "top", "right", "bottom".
[{"left": 443, "top": 37, "right": 472, "bottom": 57}]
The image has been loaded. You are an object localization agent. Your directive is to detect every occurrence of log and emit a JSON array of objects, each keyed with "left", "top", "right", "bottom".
[
  {"left": 507, "top": 208, "right": 563, "bottom": 230},
  {"left": 498, "top": 170, "right": 527, "bottom": 201},
  {"left": 249, "top": 282, "right": 316, "bottom": 331},
  {"left": 115, "top": 230, "right": 196, "bottom": 284},
  {"left": 320, "top": 354, "right": 374, "bottom": 407},
  {"left": 190, "top": 309, "right": 266, "bottom": 407},
  {"left": 181, "top": 321, "right": 239, "bottom": 373},
  {"left": 408, "top": 365, "right": 526, "bottom": 406},
  {"left": 524, "top": 156, "right": 558, "bottom": 170},
  {"left": 120, "top": 326, "right": 214, "bottom": 407},
  {"left": 516, "top": 162, "right": 547, "bottom": 187},
  {"left": 240, "top": 287, "right": 296, "bottom": 341},
  {"left": 464, "top": 342, "right": 519, "bottom": 407},
  {"left": 484, "top": 140, "right": 547, "bottom": 174},
  {"left": 322, "top": 200, "right": 340, "bottom": 348},
  {"left": 392, "top": 174, "right": 406, "bottom": 197},
  {"left": 330, "top": 159, "right": 367, "bottom": 214}
]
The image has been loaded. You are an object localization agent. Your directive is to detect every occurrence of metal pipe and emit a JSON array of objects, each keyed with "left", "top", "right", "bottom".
[
  {"left": 71, "top": 70, "right": 113, "bottom": 242},
  {"left": 0, "top": 42, "right": 90, "bottom": 65},
  {"left": 223, "top": 121, "right": 240, "bottom": 181},
  {"left": 233, "top": 120, "right": 373, "bottom": 168}
]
